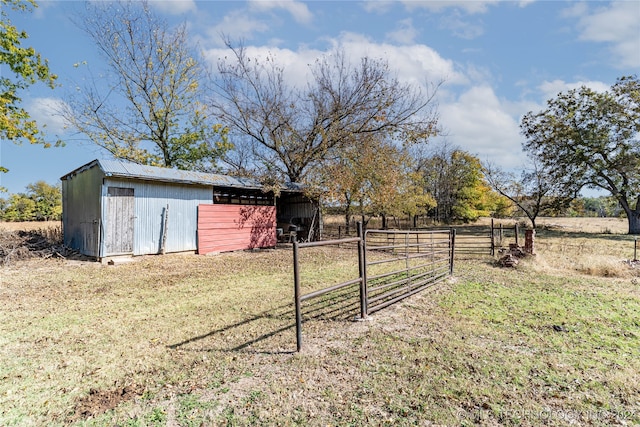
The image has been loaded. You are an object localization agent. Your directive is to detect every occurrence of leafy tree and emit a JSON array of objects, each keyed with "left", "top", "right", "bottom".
[
  {"left": 578, "top": 196, "right": 623, "bottom": 217},
  {"left": 0, "top": 0, "right": 57, "bottom": 173},
  {"left": 490, "top": 192, "right": 515, "bottom": 219},
  {"left": 483, "top": 158, "right": 574, "bottom": 229},
  {"left": 0, "top": 181, "right": 61, "bottom": 221},
  {"left": 211, "top": 43, "right": 439, "bottom": 184},
  {"left": 1, "top": 193, "right": 35, "bottom": 221},
  {"left": 321, "top": 135, "right": 434, "bottom": 232},
  {"left": 62, "top": 0, "right": 231, "bottom": 171},
  {"left": 421, "top": 146, "right": 505, "bottom": 223},
  {"left": 521, "top": 75, "right": 640, "bottom": 234},
  {"left": 25, "top": 180, "right": 61, "bottom": 221}
]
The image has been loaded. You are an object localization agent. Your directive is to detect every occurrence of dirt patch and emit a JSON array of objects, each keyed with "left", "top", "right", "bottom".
[
  {"left": 0, "top": 227, "right": 82, "bottom": 265},
  {"left": 69, "top": 384, "right": 145, "bottom": 422}
]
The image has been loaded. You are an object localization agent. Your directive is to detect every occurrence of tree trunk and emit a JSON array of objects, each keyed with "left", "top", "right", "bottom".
[
  {"left": 344, "top": 212, "right": 351, "bottom": 235},
  {"left": 618, "top": 195, "right": 640, "bottom": 235},
  {"left": 344, "top": 202, "right": 352, "bottom": 236},
  {"left": 628, "top": 209, "right": 640, "bottom": 235}
]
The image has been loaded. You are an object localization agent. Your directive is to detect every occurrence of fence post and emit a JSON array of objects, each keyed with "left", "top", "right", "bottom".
[
  {"left": 293, "top": 241, "right": 303, "bottom": 352},
  {"left": 524, "top": 229, "right": 535, "bottom": 255},
  {"left": 450, "top": 228, "right": 456, "bottom": 275},
  {"left": 490, "top": 218, "right": 495, "bottom": 256},
  {"left": 515, "top": 223, "right": 520, "bottom": 247},
  {"left": 405, "top": 232, "right": 411, "bottom": 288},
  {"left": 357, "top": 221, "right": 367, "bottom": 319}
]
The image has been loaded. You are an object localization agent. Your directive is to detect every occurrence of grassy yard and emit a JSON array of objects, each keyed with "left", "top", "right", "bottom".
[{"left": 0, "top": 219, "right": 638, "bottom": 426}]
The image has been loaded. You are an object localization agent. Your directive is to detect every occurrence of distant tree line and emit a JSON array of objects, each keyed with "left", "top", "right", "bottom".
[
  {"left": 0, "top": 181, "right": 61, "bottom": 221},
  {"left": 566, "top": 196, "right": 624, "bottom": 218}
]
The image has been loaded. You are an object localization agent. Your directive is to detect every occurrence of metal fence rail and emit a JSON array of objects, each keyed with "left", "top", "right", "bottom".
[
  {"left": 364, "top": 229, "right": 454, "bottom": 314},
  {"left": 454, "top": 231, "right": 493, "bottom": 256},
  {"left": 450, "top": 220, "right": 522, "bottom": 257},
  {"left": 293, "top": 225, "right": 366, "bottom": 352},
  {"left": 293, "top": 224, "right": 455, "bottom": 351}
]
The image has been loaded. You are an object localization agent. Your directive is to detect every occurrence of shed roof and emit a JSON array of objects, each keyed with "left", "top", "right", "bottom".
[{"left": 61, "top": 159, "right": 304, "bottom": 192}]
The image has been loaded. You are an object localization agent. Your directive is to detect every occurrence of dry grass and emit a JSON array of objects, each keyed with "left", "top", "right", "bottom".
[
  {"left": 474, "top": 216, "right": 629, "bottom": 235},
  {"left": 518, "top": 219, "right": 636, "bottom": 279},
  {"left": 0, "top": 220, "right": 61, "bottom": 232},
  {"left": 0, "top": 218, "right": 639, "bottom": 426},
  {"left": 532, "top": 216, "right": 628, "bottom": 234},
  {"left": 324, "top": 215, "right": 629, "bottom": 233}
]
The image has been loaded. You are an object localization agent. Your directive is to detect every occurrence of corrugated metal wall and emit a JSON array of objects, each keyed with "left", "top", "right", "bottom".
[
  {"left": 62, "top": 165, "right": 103, "bottom": 257},
  {"left": 277, "top": 193, "right": 321, "bottom": 240},
  {"left": 197, "top": 204, "right": 277, "bottom": 254},
  {"left": 278, "top": 193, "right": 316, "bottom": 219},
  {"left": 103, "top": 178, "right": 212, "bottom": 256}
]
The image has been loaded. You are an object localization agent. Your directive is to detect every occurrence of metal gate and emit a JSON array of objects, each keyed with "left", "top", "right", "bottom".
[
  {"left": 363, "top": 229, "right": 454, "bottom": 314},
  {"left": 293, "top": 225, "right": 455, "bottom": 351}
]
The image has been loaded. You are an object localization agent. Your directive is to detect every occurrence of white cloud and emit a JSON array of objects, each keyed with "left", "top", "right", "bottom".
[
  {"left": 27, "top": 98, "right": 71, "bottom": 136},
  {"left": 206, "top": 10, "right": 271, "bottom": 46},
  {"left": 204, "top": 44, "right": 321, "bottom": 88},
  {"left": 148, "top": 0, "right": 197, "bottom": 15},
  {"left": 362, "top": 1, "right": 395, "bottom": 14},
  {"left": 572, "top": 1, "right": 640, "bottom": 68},
  {"left": 400, "top": 0, "right": 500, "bottom": 15},
  {"left": 439, "top": 12, "right": 484, "bottom": 39},
  {"left": 386, "top": 18, "right": 419, "bottom": 45},
  {"left": 517, "top": 0, "right": 535, "bottom": 7},
  {"left": 30, "top": 1, "right": 54, "bottom": 19},
  {"left": 561, "top": 2, "right": 589, "bottom": 19},
  {"left": 204, "top": 32, "right": 465, "bottom": 91},
  {"left": 329, "top": 32, "right": 466, "bottom": 89},
  {"left": 248, "top": 0, "right": 313, "bottom": 24},
  {"left": 205, "top": 1, "right": 312, "bottom": 46},
  {"left": 537, "top": 79, "right": 610, "bottom": 101},
  {"left": 438, "top": 86, "right": 526, "bottom": 168}
]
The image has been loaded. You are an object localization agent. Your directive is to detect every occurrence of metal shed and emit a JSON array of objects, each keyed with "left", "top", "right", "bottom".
[{"left": 61, "top": 159, "right": 319, "bottom": 260}]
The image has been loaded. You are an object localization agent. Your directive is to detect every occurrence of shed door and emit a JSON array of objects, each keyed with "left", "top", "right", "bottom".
[{"left": 105, "top": 187, "right": 135, "bottom": 255}]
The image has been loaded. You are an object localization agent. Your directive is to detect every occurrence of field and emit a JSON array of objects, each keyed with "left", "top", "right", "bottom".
[{"left": 0, "top": 218, "right": 639, "bottom": 426}]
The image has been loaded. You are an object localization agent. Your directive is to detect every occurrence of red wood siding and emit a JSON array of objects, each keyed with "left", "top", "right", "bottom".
[{"left": 197, "top": 204, "right": 277, "bottom": 254}]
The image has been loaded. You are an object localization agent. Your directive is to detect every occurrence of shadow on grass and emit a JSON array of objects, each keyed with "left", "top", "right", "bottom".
[{"left": 167, "top": 284, "right": 362, "bottom": 354}]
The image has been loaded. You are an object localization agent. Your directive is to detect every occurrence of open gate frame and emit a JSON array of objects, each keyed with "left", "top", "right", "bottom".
[{"left": 293, "top": 224, "right": 456, "bottom": 351}]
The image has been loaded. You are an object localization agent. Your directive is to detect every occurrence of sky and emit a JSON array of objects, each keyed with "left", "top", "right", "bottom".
[{"left": 2, "top": 0, "right": 639, "bottom": 195}]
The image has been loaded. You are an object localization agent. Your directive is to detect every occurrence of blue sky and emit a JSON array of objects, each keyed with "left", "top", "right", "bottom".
[{"left": 2, "top": 0, "right": 639, "bottom": 195}]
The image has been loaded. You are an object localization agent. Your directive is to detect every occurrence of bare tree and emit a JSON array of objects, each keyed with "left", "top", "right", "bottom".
[
  {"left": 483, "top": 158, "right": 574, "bottom": 229},
  {"left": 62, "top": 0, "right": 230, "bottom": 170},
  {"left": 209, "top": 42, "right": 440, "bottom": 183}
]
